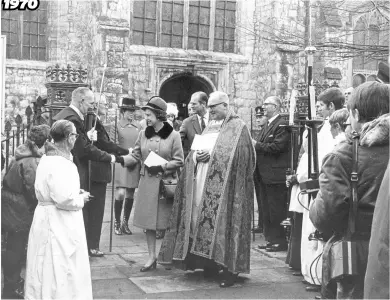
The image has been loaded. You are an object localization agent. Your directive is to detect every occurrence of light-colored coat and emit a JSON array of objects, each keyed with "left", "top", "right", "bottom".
[
  {"left": 123, "top": 123, "right": 184, "bottom": 230},
  {"left": 110, "top": 118, "right": 141, "bottom": 188}
]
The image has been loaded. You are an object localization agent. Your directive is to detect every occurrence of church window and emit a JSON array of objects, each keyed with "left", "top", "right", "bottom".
[
  {"left": 1, "top": 2, "right": 47, "bottom": 61},
  {"left": 214, "top": 0, "right": 236, "bottom": 52},
  {"left": 188, "top": 1, "right": 211, "bottom": 51},
  {"left": 133, "top": 0, "right": 158, "bottom": 46}
]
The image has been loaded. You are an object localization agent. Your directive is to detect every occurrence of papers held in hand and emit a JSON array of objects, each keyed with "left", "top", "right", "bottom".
[
  {"left": 144, "top": 151, "right": 168, "bottom": 167},
  {"left": 191, "top": 134, "right": 219, "bottom": 151}
]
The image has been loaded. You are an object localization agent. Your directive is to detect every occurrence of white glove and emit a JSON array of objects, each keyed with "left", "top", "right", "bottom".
[
  {"left": 87, "top": 129, "right": 97, "bottom": 142},
  {"left": 128, "top": 147, "right": 133, "bottom": 153},
  {"left": 252, "top": 139, "right": 257, "bottom": 146},
  {"left": 110, "top": 155, "right": 116, "bottom": 163}
]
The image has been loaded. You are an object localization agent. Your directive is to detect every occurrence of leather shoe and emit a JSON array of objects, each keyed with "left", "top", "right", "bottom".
[
  {"left": 89, "top": 249, "right": 104, "bottom": 257},
  {"left": 292, "top": 271, "right": 303, "bottom": 276},
  {"left": 258, "top": 242, "right": 272, "bottom": 249},
  {"left": 306, "top": 285, "right": 321, "bottom": 292},
  {"left": 265, "top": 243, "right": 288, "bottom": 252},
  {"left": 315, "top": 295, "right": 322, "bottom": 299},
  {"left": 220, "top": 272, "right": 238, "bottom": 288}
]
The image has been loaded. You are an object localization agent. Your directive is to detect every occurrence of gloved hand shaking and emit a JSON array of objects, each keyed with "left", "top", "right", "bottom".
[
  {"left": 147, "top": 165, "right": 164, "bottom": 175},
  {"left": 115, "top": 156, "right": 124, "bottom": 166},
  {"left": 87, "top": 128, "right": 97, "bottom": 142}
]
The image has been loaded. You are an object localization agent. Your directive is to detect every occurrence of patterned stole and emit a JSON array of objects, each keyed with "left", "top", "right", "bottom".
[{"left": 190, "top": 111, "right": 245, "bottom": 258}]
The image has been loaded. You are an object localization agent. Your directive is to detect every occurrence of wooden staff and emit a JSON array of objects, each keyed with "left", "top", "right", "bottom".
[
  {"left": 109, "top": 108, "right": 118, "bottom": 252},
  {"left": 251, "top": 107, "right": 255, "bottom": 242}
]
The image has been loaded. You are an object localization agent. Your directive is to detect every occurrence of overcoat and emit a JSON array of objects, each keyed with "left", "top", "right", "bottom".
[
  {"left": 310, "top": 114, "right": 389, "bottom": 298},
  {"left": 122, "top": 122, "right": 184, "bottom": 230},
  {"left": 110, "top": 118, "right": 141, "bottom": 188}
]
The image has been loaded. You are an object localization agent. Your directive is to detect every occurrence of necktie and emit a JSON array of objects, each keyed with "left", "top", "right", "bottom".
[{"left": 201, "top": 117, "right": 206, "bottom": 132}]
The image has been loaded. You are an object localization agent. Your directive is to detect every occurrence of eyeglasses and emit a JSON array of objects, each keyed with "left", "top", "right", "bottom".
[{"left": 69, "top": 133, "right": 79, "bottom": 139}]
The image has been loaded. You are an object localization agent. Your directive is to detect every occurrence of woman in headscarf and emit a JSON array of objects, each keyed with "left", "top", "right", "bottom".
[{"left": 2, "top": 125, "right": 50, "bottom": 299}]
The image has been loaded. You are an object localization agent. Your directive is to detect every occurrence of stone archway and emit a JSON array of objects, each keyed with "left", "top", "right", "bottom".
[{"left": 159, "top": 73, "right": 214, "bottom": 119}]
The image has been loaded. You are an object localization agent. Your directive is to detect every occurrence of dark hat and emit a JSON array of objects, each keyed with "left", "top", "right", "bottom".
[
  {"left": 255, "top": 106, "right": 265, "bottom": 116},
  {"left": 119, "top": 98, "right": 139, "bottom": 110},
  {"left": 142, "top": 96, "right": 167, "bottom": 112},
  {"left": 376, "top": 61, "right": 389, "bottom": 84},
  {"left": 29, "top": 124, "right": 51, "bottom": 148}
]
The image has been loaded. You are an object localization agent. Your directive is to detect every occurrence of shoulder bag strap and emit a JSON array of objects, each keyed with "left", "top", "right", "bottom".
[{"left": 346, "top": 132, "right": 359, "bottom": 239}]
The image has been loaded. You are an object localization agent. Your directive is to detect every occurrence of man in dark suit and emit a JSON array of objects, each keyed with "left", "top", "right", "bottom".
[
  {"left": 179, "top": 91, "right": 209, "bottom": 158},
  {"left": 84, "top": 95, "right": 129, "bottom": 257},
  {"left": 253, "top": 106, "right": 268, "bottom": 233},
  {"left": 53, "top": 87, "right": 124, "bottom": 256},
  {"left": 253, "top": 96, "right": 290, "bottom": 252}
]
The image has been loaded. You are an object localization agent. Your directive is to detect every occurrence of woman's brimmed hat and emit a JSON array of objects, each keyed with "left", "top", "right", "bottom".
[
  {"left": 142, "top": 96, "right": 167, "bottom": 112},
  {"left": 119, "top": 98, "right": 139, "bottom": 110}
]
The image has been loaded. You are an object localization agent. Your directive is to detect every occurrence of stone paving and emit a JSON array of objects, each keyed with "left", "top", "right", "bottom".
[{"left": 90, "top": 187, "right": 317, "bottom": 299}]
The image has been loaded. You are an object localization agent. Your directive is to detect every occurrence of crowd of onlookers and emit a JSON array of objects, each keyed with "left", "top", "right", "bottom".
[{"left": 1, "top": 66, "right": 389, "bottom": 298}]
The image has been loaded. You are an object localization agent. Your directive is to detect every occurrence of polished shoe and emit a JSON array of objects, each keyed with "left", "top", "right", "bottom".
[
  {"left": 156, "top": 230, "right": 165, "bottom": 239},
  {"left": 258, "top": 242, "right": 272, "bottom": 249},
  {"left": 302, "top": 279, "right": 310, "bottom": 285},
  {"left": 121, "top": 219, "right": 132, "bottom": 235},
  {"left": 89, "top": 248, "right": 104, "bottom": 257},
  {"left": 306, "top": 285, "right": 321, "bottom": 292},
  {"left": 114, "top": 220, "right": 122, "bottom": 235},
  {"left": 220, "top": 272, "right": 238, "bottom": 288},
  {"left": 266, "top": 243, "right": 288, "bottom": 252},
  {"left": 315, "top": 295, "right": 322, "bottom": 299},
  {"left": 140, "top": 259, "right": 157, "bottom": 272},
  {"left": 292, "top": 271, "right": 303, "bottom": 276}
]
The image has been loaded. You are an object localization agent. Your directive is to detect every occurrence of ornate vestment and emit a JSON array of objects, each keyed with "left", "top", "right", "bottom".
[{"left": 158, "top": 111, "right": 256, "bottom": 274}]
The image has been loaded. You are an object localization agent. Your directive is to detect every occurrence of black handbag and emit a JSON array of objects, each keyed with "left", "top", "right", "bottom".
[
  {"left": 328, "top": 132, "right": 367, "bottom": 281},
  {"left": 161, "top": 178, "right": 178, "bottom": 200}
]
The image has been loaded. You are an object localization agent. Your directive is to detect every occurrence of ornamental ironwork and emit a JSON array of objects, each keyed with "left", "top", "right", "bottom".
[{"left": 46, "top": 64, "right": 88, "bottom": 83}]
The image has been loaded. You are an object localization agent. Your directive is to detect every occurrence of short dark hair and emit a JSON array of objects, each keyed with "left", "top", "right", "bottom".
[
  {"left": 192, "top": 91, "right": 208, "bottom": 105},
  {"left": 50, "top": 120, "right": 74, "bottom": 142},
  {"left": 348, "top": 81, "right": 390, "bottom": 122},
  {"left": 329, "top": 108, "right": 349, "bottom": 131},
  {"left": 318, "top": 87, "right": 345, "bottom": 110}
]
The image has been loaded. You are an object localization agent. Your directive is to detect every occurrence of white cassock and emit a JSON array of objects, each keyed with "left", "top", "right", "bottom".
[
  {"left": 25, "top": 154, "right": 92, "bottom": 300},
  {"left": 190, "top": 120, "right": 223, "bottom": 236},
  {"left": 300, "top": 119, "right": 335, "bottom": 285}
]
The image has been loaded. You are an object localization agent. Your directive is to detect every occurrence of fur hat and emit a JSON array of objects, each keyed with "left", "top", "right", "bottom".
[{"left": 28, "top": 124, "right": 51, "bottom": 148}]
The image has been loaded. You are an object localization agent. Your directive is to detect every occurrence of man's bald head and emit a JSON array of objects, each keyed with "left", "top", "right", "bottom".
[
  {"left": 263, "top": 96, "right": 281, "bottom": 118},
  {"left": 71, "top": 87, "right": 95, "bottom": 115},
  {"left": 208, "top": 91, "right": 229, "bottom": 107},
  {"left": 208, "top": 91, "right": 229, "bottom": 121}
]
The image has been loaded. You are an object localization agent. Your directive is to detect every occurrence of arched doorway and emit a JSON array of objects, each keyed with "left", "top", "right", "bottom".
[{"left": 159, "top": 73, "right": 214, "bottom": 120}]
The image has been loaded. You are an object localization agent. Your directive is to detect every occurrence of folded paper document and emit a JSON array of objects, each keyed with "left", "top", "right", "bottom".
[
  {"left": 144, "top": 151, "right": 168, "bottom": 167},
  {"left": 191, "top": 133, "right": 219, "bottom": 151}
]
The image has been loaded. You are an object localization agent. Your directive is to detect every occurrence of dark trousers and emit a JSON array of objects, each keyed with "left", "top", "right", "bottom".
[
  {"left": 254, "top": 169, "right": 265, "bottom": 229},
  {"left": 2, "top": 231, "right": 28, "bottom": 291},
  {"left": 258, "top": 177, "right": 288, "bottom": 245},
  {"left": 83, "top": 181, "right": 107, "bottom": 250},
  {"left": 285, "top": 212, "right": 303, "bottom": 270}
]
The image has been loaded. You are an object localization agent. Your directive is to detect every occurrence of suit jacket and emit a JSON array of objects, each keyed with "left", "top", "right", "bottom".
[
  {"left": 90, "top": 117, "right": 129, "bottom": 184},
  {"left": 53, "top": 107, "right": 112, "bottom": 189},
  {"left": 179, "top": 114, "right": 202, "bottom": 157},
  {"left": 254, "top": 115, "right": 290, "bottom": 184}
]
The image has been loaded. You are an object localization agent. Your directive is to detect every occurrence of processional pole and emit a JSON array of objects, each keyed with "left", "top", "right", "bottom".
[{"left": 300, "top": 0, "right": 321, "bottom": 200}]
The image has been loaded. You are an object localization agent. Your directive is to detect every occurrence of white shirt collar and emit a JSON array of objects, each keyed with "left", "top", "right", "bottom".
[
  {"left": 197, "top": 111, "right": 209, "bottom": 124},
  {"left": 69, "top": 104, "right": 84, "bottom": 121},
  {"left": 268, "top": 114, "right": 279, "bottom": 125}
]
